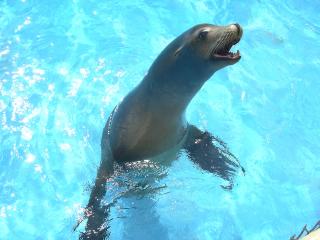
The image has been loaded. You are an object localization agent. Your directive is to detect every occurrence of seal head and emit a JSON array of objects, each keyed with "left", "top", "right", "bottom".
[{"left": 148, "top": 23, "right": 243, "bottom": 85}]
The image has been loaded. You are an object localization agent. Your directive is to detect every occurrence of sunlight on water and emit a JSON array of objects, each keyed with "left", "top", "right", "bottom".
[{"left": 0, "top": 0, "right": 319, "bottom": 239}]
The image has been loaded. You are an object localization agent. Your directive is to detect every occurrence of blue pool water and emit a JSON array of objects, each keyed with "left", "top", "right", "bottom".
[{"left": 1, "top": 0, "right": 320, "bottom": 239}]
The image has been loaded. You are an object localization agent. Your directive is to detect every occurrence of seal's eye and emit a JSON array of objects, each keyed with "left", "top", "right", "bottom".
[{"left": 198, "top": 31, "right": 208, "bottom": 40}]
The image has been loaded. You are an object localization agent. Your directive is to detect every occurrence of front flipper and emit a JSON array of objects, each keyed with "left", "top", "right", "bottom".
[
  {"left": 79, "top": 125, "right": 114, "bottom": 240},
  {"left": 79, "top": 161, "right": 113, "bottom": 240},
  {"left": 184, "top": 125, "right": 245, "bottom": 187}
]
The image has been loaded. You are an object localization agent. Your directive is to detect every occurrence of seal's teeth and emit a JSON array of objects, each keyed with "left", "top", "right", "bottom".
[{"left": 236, "top": 50, "right": 240, "bottom": 55}]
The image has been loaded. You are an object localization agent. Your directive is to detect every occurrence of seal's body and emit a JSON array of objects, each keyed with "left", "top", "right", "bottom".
[
  {"left": 82, "top": 23, "right": 244, "bottom": 240},
  {"left": 108, "top": 78, "right": 187, "bottom": 162},
  {"left": 108, "top": 23, "right": 242, "bottom": 163}
]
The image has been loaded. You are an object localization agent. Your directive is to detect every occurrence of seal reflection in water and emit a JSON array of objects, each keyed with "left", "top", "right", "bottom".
[{"left": 80, "top": 23, "right": 244, "bottom": 239}]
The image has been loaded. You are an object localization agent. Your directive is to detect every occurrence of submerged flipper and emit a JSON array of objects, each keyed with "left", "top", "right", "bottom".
[
  {"left": 79, "top": 125, "right": 114, "bottom": 240},
  {"left": 79, "top": 163, "right": 112, "bottom": 239},
  {"left": 184, "top": 125, "right": 245, "bottom": 187}
]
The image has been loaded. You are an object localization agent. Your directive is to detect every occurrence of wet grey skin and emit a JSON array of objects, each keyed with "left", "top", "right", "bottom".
[{"left": 80, "top": 23, "right": 244, "bottom": 240}]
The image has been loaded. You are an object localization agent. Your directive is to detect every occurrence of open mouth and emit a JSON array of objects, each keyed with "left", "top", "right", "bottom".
[{"left": 212, "top": 38, "right": 241, "bottom": 61}]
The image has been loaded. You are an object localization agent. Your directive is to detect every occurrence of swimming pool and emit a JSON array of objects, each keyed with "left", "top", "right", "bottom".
[{"left": 0, "top": 0, "right": 319, "bottom": 239}]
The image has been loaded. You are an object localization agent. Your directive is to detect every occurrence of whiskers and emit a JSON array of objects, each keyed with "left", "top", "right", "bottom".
[{"left": 210, "top": 31, "right": 235, "bottom": 55}]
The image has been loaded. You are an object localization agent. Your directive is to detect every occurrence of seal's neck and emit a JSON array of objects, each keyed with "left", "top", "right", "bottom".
[{"left": 140, "top": 68, "right": 212, "bottom": 116}]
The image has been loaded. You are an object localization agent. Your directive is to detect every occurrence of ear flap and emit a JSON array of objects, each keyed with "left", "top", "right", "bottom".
[{"left": 174, "top": 45, "right": 184, "bottom": 57}]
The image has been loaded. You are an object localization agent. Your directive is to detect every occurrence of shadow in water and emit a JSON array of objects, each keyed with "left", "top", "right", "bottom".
[{"left": 119, "top": 193, "right": 169, "bottom": 240}]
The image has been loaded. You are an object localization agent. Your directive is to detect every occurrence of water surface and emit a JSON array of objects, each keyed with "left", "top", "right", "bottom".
[{"left": 0, "top": 0, "right": 319, "bottom": 239}]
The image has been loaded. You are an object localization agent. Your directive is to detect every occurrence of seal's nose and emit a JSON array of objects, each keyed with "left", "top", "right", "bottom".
[
  {"left": 229, "top": 23, "right": 243, "bottom": 38},
  {"left": 234, "top": 23, "right": 241, "bottom": 35}
]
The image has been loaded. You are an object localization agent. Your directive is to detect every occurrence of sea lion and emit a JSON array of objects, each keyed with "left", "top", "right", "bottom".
[{"left": 80, "top": 23, "right": 244, "bottom": 239}]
